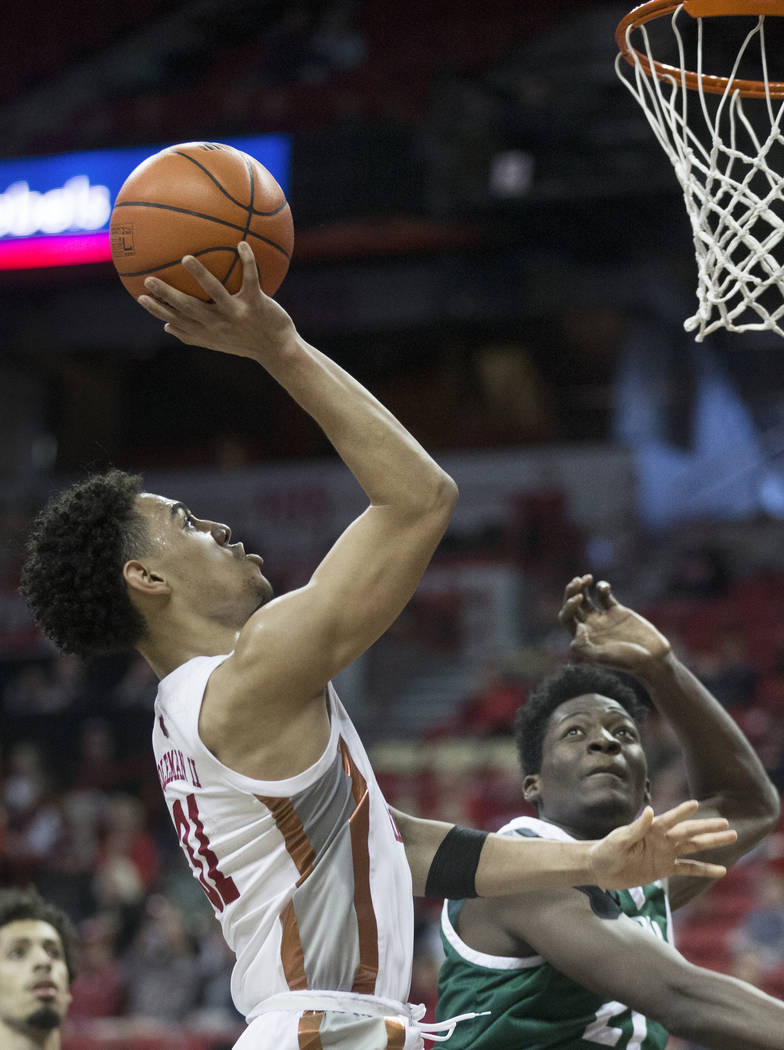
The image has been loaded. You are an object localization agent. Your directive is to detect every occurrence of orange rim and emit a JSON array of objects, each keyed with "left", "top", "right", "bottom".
[{"left": 616, "top": 0, "right": 784, "bottom": 97}]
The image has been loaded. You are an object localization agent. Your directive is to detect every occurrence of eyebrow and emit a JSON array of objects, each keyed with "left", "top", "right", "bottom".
[
  {"left": 5, "top": 937, "right": 62, "bottom": 951},
  {"left": 556, "top": 708, "right": 634, "bottom": 725},
  {"left": 170, "top": 502, "right": 190, "bottom": 519}
]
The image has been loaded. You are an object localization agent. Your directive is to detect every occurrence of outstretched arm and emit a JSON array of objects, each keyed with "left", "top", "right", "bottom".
[
  {"left": 392, "top": 800, "right": 734, "bottom": 896},
  {"left": 139, "top": 246, "right": 457, "bottom": 776},
  {"left": 559, "top": 574, "right": 780, "bottom": 908},
  {"left": 463, "top": 883, "right": 784, "bottom": 1050}
]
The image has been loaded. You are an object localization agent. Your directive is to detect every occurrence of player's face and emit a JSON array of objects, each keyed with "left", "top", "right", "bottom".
[
  {"left": 0, "top": 920, "right": 71, "bottom": 1037},
  {"left": 523, "top": 694, "right": 650, "bottom": 840},
  {"left": 134, "top": 494, "right": 274, "bottom": 626}
]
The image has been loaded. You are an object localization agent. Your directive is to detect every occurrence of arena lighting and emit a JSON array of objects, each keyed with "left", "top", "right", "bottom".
[{"left": 0, "top": 134, "right": 291, "bottom": 272}]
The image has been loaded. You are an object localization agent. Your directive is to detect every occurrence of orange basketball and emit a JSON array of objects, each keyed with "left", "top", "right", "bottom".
[{"left": 109, "top": 141, "right": 294, "bottom": 300}]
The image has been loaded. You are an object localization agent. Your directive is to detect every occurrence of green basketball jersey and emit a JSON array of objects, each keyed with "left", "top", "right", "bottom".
[{"left": 437, "top": 816, "right": 673, "bottom": 1050}]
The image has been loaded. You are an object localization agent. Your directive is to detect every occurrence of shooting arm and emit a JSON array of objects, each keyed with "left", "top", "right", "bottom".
[{"left": 141, "top": 248, "right": 457, "bottom": 775}]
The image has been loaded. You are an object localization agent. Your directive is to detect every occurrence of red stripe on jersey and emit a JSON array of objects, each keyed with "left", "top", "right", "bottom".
[
  {"left": 339, "top": 737, "right": 380, "bottom": 995},
  {"left": 257, "top": 794, "right": 316, "bottom": 885},
  {"left": 280, "top": 900, "right": 308, "bottom": 991}
]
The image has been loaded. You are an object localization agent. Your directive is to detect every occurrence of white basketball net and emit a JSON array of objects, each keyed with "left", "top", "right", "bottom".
[{"left": 616, "top": 7, "right": 784, "bottom": 340}]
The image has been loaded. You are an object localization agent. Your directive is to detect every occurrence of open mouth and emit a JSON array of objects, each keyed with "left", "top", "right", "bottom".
[{"left": 31, "top": 983, "right": 59, "bottom": 997}]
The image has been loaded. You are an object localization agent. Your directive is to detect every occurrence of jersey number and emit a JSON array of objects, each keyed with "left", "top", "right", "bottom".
[
  {"left": 582, "top": 1000, "right": 648, "bottom": 1048},
  {"left": 172, "top": 793, "right": 240, "bottom": 912}
]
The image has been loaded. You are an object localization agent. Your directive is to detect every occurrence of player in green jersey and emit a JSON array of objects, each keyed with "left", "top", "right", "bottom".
[{"left": 437, "top": 573, "right": 784, "bottom": 1050}]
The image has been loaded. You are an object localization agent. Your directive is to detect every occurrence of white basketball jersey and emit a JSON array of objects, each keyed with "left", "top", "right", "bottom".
[{"left": 151, "top": 654, "right": 414, "bottom": 1022}]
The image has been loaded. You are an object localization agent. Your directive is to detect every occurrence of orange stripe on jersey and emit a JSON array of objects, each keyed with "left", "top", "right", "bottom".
[
  {"left": 385, "top": 1018, "right": 407, "bottom": 1049},
  {"left": 297, "top": 1011, "right": 324, "bottom": 1049},
  {"left": 280, "top": 900, "right": 308, "bottom": 990},
  {"left": 338, "top": 737, "right": 380, "bottom": 995},
  {"left": 257, "top": 794, "right": 316, "bottom": 884}
]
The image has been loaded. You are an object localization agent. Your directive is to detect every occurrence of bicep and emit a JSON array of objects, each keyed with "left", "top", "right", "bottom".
[
  {"left": 240, "top": 502, "right": 449, "bottom": 700},
  {"left": 505, "top": 888, "right": 694, "bottom": 1017},
  {"left": 390, "top": 808, "right": 454, "bottom": 896}
]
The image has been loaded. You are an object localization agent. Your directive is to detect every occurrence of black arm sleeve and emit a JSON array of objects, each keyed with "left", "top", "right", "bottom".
[{"left": 424, "top": 825, "right": 489, "bottom": 900}]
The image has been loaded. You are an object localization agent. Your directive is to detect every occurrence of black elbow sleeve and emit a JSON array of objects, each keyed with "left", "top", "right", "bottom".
[{"left": 424, "top": 825, "right": 489, "bottom": 899}]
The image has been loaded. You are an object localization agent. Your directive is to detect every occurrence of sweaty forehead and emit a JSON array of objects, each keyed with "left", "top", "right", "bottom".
[
  {"left": 135, "top": 492, "right": 185, "bottom": 526},
  {"left": 136, "top": 492, "right": 178, "bottom": 516},
  {"left": 550, "top": 693, "right": 631, "bottom": 727}
]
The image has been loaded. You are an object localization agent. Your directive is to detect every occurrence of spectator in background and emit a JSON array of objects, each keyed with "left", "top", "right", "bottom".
[
  {"left": 669, "top": 543, "right": 731, "bottom": 600},
  {"left": 0, "top": 885, "right": 76, "bottom": 1050},
  {"left": 731, "top": 871, "right": 784, "bottom": 971},
  {"left": 68, "top": 915, "right": 124, "bottom": 1021},
  {"left": 122, "top": 895, "right": 201, "bottom": 1022}
]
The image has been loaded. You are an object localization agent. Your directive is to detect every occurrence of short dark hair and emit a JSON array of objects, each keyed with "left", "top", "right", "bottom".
[
  {"left": 20, "top": 469, "right": 150, "bottom": 659},
  {"left": 514, "top": 664, "right": 648, "bottom": 776},
  {"left": 0, "top": 886, "right": 78, "bottom": 983}
]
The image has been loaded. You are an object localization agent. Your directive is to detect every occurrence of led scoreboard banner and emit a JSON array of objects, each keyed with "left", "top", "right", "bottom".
[{"left": 0, "top": 134, "right": 290, "bottom": 272}]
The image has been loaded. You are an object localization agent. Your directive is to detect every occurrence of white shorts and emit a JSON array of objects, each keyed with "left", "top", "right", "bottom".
[
  {"left": 233, "top": 1009, "right": 422, "bottom": 1049},
  {"left": 232, "top": 990, "right": 483, "bottom": 1049}
]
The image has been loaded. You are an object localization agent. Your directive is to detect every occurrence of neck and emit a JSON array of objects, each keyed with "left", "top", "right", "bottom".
[{"left": 138, "top": 622, "right": 240, "bottom": 679}]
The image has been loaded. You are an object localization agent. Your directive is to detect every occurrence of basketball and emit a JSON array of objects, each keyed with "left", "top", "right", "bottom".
[{"left": 109, "top": 141, "right": 294, "bottom": 301}]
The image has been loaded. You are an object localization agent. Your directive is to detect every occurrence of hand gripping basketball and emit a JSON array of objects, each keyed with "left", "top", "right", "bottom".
[
  {"left": 110, "top": 141, "right": 294, "bottom": 301},
  {"left": 138, "top": 242, "right": 296, "bottom": 361}
]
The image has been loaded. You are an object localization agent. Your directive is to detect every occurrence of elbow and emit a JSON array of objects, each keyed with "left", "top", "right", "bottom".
[
  {"left": 416, "top": 469, "right": 458, "bottom": 519},
  {"left": 759, "top": 788, "right": 781, "bottom": 838},
  {"left": 745, "top": 780, "right": 782, "bottom": 840},
  {"left": 439, "top": 473, "right": 459, "bottom": 512}
]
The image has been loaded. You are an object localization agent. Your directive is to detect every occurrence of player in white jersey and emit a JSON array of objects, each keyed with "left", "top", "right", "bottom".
[{"left": 21, "top": 246, "right": 736, "bottom": 1049}]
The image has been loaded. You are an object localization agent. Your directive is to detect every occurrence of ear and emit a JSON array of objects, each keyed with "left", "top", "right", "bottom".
[
  {"left": 643, "top": 778, "right": 652, "bottom": 807},
  {"left": 522, "top": 773, "right": 542, "bottom": 803},
  {"left": 123, "top": 560, "right": 171, "bottom": 597}
]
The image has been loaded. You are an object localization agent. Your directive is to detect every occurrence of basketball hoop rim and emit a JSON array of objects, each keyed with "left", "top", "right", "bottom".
[{"left": 616, "top": 0, "right": 784, "bottom": 98}]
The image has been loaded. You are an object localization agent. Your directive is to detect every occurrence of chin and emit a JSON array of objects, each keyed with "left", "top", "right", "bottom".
[
  {"left": 579, "top": 796, "right": 641, "bottom": 837},
  {"left": 25, "top": 1005, "right": 63, "bottom": 1031}
]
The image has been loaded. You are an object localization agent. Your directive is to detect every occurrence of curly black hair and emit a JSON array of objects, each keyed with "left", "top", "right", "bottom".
[
  {"left": 514, "top": 663, "right": 648, "bottom": 777},
  {"left": 19, "top": 469, "right": 151, "bottom": 659},
  {"left": 0, "top": 886, "right": 78, "bottom": 983}
]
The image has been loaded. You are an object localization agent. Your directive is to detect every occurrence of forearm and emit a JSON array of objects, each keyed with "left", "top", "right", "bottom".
[
  {"left": 474, "top": 833, "right": 595, "bottom": 896},
  {"left": 393, "top": 810, "right": 595, "bottom": 897},
  {"left": 661, "top": 966, "right": 784, "bottom": 1049},
  {"left": 638, "top": 652, "right": 778, "bottom": 821},
  {"left": 250, "top": 335, "right": 456, "bottom": 511}
]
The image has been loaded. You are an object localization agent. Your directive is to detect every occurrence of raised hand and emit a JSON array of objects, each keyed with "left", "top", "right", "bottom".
[
  {"left": 558, "top": 573, "right": 671, "bottom": 673},
  {"left": 136, "top": 241, "right": 296, "bottom": 361},
  {"left": 589, "top": 800, "right": 736, "bottom": 890}
]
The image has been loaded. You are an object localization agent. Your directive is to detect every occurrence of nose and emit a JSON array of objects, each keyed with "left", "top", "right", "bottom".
[
  {"left": 31, "top": 947, "right": 53, "bottom": 970},
  {"left": 587, "top": 730, "right": 621, "bottom": 754},
  {"left": 210, "top": 522, "right": 231, "bottom": 545}
]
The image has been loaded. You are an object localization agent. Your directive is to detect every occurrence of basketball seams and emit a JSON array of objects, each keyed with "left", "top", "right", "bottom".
[
  {"left": 112, "top": 201, "right": 292, "bottom": 260},
  {"left": 171, "top": 149, "right": 286, "bottom": 218},
  {"left": 219, "top": 155, "right": 256, "bottom": 287},
  {"left": 113, "top": 198, "right": 289, "bottom": 222},
  {"left": 116, "top": 238, "right": 289, "bottom": 278}
]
